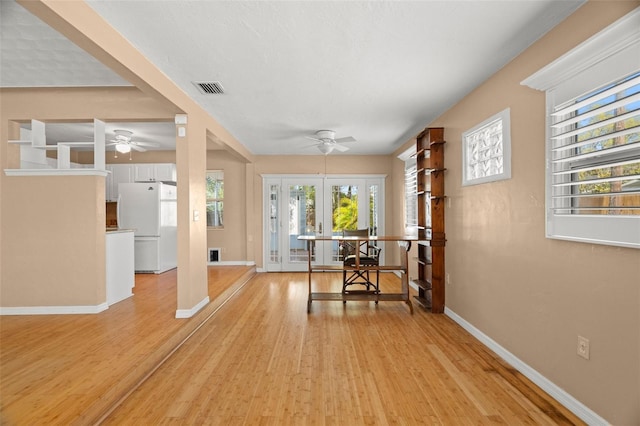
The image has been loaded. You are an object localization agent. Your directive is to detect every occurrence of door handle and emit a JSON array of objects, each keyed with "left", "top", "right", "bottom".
[{"left": 318, "top": 222, "right": 323, "bottom": 234}]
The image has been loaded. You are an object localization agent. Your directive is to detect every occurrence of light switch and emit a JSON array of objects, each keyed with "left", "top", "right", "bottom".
[{"left": 193, "top": 210, "right": 200, "bottom": 222}]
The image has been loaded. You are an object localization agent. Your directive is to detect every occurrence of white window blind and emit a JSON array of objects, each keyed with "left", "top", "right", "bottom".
[
  {"left": 522, "top": 7, "right": 640, "bottom": 248},
  {"left": 550, "top": 72, "right": 640, "bottom": 216},
  {"left": 405, "top": 163, "right": 418, "bottom": 228}
]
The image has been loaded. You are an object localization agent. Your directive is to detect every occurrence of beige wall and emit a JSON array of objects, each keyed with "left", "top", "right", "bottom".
[
  {"left": 393, "top": 2, "right": 640, "bottom": 423},
  {"left": 1, "top": 175, "right": 106, "bottom": 307},
  {"left": 206, "top": 150, "right": 248, "bottom": 261}
]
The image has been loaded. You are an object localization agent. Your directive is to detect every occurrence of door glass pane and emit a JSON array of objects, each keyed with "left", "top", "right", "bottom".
[
  {"left": 331, "top": 185, "right": 358, "bottom": 232},
  {"left": 269, "top": 184, "right": 279, "bottom": 263},
  {"left": 289, "top": 185, "right": 316, "bottom": 262},
  {"left": 369, "top": 184, "right": 379, "bottom": 236},
  {"left": 331, "top": 185, "right": 358, "bottom": 261}
]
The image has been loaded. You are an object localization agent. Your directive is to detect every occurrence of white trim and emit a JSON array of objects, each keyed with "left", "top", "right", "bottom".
[
  {"left": 397, "top": 145, "right": 416, "bottom": 161},
  {"left": 445, "top": 307, "right": 609, "bottom": 426},
  {"left": 4, "top": 169, "right": 109, "bottom": 177},
  {"left": 521, "top": 7, "right": 640, "bottom": 91},
  {"left": 0, "top": 302, "right": 109, "bottom": 315},
  {"left": 207, "top": 260, "right": 256, "bottom": 266},
  {"left": 175, "top": 296, "right": 210, "bottom": 319}
]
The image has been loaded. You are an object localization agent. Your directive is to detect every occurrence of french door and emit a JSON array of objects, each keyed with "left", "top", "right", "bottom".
[{"left": 264, "top": 175, "right": 384, "bottom": 271}]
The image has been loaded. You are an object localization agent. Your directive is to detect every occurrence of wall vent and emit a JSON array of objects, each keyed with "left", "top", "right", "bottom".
[
  {"left": 193, "top": 81, "right": 225, "bottom": 95},
  {"left": 208, "top": 248, "right": 221, "bottom": 263}
]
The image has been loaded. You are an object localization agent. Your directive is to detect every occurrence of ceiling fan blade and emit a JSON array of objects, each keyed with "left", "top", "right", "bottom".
[
  {"left": 133, "top": 141, "right": 160, "bottom": 147},
  {"left": 131, "top": 145, "right": 147, "bottom": 152},
  {"left": 305, "top": 136, "right": 322, "bottom": 142},
  {"left": 334, "top": 136, "right": 356, "bottom": 144},
  {"left": 333, "top": 143, "right": 350, "bottom": 152}
]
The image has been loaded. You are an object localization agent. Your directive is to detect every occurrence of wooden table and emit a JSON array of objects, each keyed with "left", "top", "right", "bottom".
[{"left": 298, "top": 235, "right": 417, "bottom": 314}]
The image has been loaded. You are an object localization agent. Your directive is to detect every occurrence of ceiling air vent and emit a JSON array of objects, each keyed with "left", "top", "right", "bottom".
[{"left": 193, "top": 81, "right": 225, "bottom": 95}]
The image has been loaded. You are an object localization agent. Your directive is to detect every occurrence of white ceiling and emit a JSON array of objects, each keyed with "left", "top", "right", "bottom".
[{"left": 0, "top": 0, "right": 584, "bottom": 155}]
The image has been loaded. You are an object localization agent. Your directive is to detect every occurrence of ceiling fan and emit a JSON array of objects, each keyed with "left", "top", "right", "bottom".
[
  {"left": 305, "top": 130, "right": 356, "bottom": 155},
  {"left": 107, "top": 129, "right": 160, "bottom": 154}
]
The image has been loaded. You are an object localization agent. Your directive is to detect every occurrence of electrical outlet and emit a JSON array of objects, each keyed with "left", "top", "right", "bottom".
[{"left": 577, "top": 336, "right": 590, "bottom": 360}]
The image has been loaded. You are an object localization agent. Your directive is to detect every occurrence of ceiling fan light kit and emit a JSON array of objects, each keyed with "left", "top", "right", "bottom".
[
  {"left": 107, "top": 129, "right": 160, "bottom": 155},
  {"left": 317, "top": 143, "right": 334, "bottom": 155},
  {"left": 115, "top": 143, "right": 132, "bottom": 154}
]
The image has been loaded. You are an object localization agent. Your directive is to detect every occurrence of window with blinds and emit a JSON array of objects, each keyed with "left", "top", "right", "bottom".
[
  {"left": 550, "top": 72, "right": 640, "bottom": 216},
  {"left": 405, "top": 163, "right": 418, "bottom": 229},
  {"left": 522, "top": 7, "right": 639, "bottom": 248}
]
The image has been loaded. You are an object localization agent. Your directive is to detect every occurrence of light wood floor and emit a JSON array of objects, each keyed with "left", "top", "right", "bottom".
[
  {"left": 0, "top": 266, "right": 255, "bottom": 425},
  {"left": 99, "top": 272, "right": 583, "bottom": 425}
]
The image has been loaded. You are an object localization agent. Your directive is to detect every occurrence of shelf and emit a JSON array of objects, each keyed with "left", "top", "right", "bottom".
[
  {"left": 411, "top": 279, "right": 432, "bottom": 291},
  {"left": 413, "top": 295, "right": 432, "bottom": 310},
  {"left": 415, "top": 257, "right": 432, "bottom": 266},
  {"left": 310, "top": 264, "right": 406, "bottom": 272},
  {"left": 310, "top": 292, "right": 410, "bottom": 303}
]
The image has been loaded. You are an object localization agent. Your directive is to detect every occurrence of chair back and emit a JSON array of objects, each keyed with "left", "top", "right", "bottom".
[{"left": 341, "top": 229, "right": 377, "bottom": 259}]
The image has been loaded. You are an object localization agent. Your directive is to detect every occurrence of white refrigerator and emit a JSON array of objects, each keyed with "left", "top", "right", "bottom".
[{"left": 117, "top": 182, "right": 177, "bottom": 273}]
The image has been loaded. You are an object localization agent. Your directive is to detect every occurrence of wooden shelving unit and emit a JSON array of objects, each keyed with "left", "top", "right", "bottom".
[{"left": 412, "top": 127, "right": 446, "bottom": 313}]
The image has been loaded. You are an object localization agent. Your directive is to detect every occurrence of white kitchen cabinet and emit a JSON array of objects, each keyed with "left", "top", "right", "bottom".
[
  {"left": 106, "top": 164, "right": 133, "bottom": 201},
  {"left": 106, "top": 163, "right": 175, "bottom": 200},
  {"left": 134, "top": 163, "right": 176, "bottom": 182},
  {"left": 154, "top": 163, "right": 177, "bottom": 182},
  {"left": 134, "top": 164, "right": 155, "bottom": 182}
]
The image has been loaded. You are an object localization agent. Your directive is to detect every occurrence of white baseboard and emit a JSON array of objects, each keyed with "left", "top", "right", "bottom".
[
  {"left": 175, "top": 296, "right": 210, "bottom": 319},
  {"left": 0, "top": 302, "right": 109, "bottom": 315},
  {"left": 208, "top": 261, "right": 256, "bottom": 266},
  {"left": 445, "top": 307, "right": 608, "bottom": 426}
]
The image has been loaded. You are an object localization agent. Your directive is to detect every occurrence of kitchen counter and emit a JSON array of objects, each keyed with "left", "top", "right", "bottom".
[
  {"left": 106, "top": 230, "right": 135, "bottom": 305},
  {"left": 106, "top": 228, "right": 135, "bottom": 234}
]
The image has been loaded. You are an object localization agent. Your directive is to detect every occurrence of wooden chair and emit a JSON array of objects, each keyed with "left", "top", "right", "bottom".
[{"left": 341, "top": 229, "right": 381, "bottom": 297}]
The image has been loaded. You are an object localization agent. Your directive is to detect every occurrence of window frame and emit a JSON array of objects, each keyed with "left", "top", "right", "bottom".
[
  {"left": 206, "top": 170, "right": 224, "bottom": 229},
  {"left": 522, "top": 8, "right": 640, "bottom": 249},
  {"left": 462, "top": 108, "right": 512, "bottom": 187}
]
